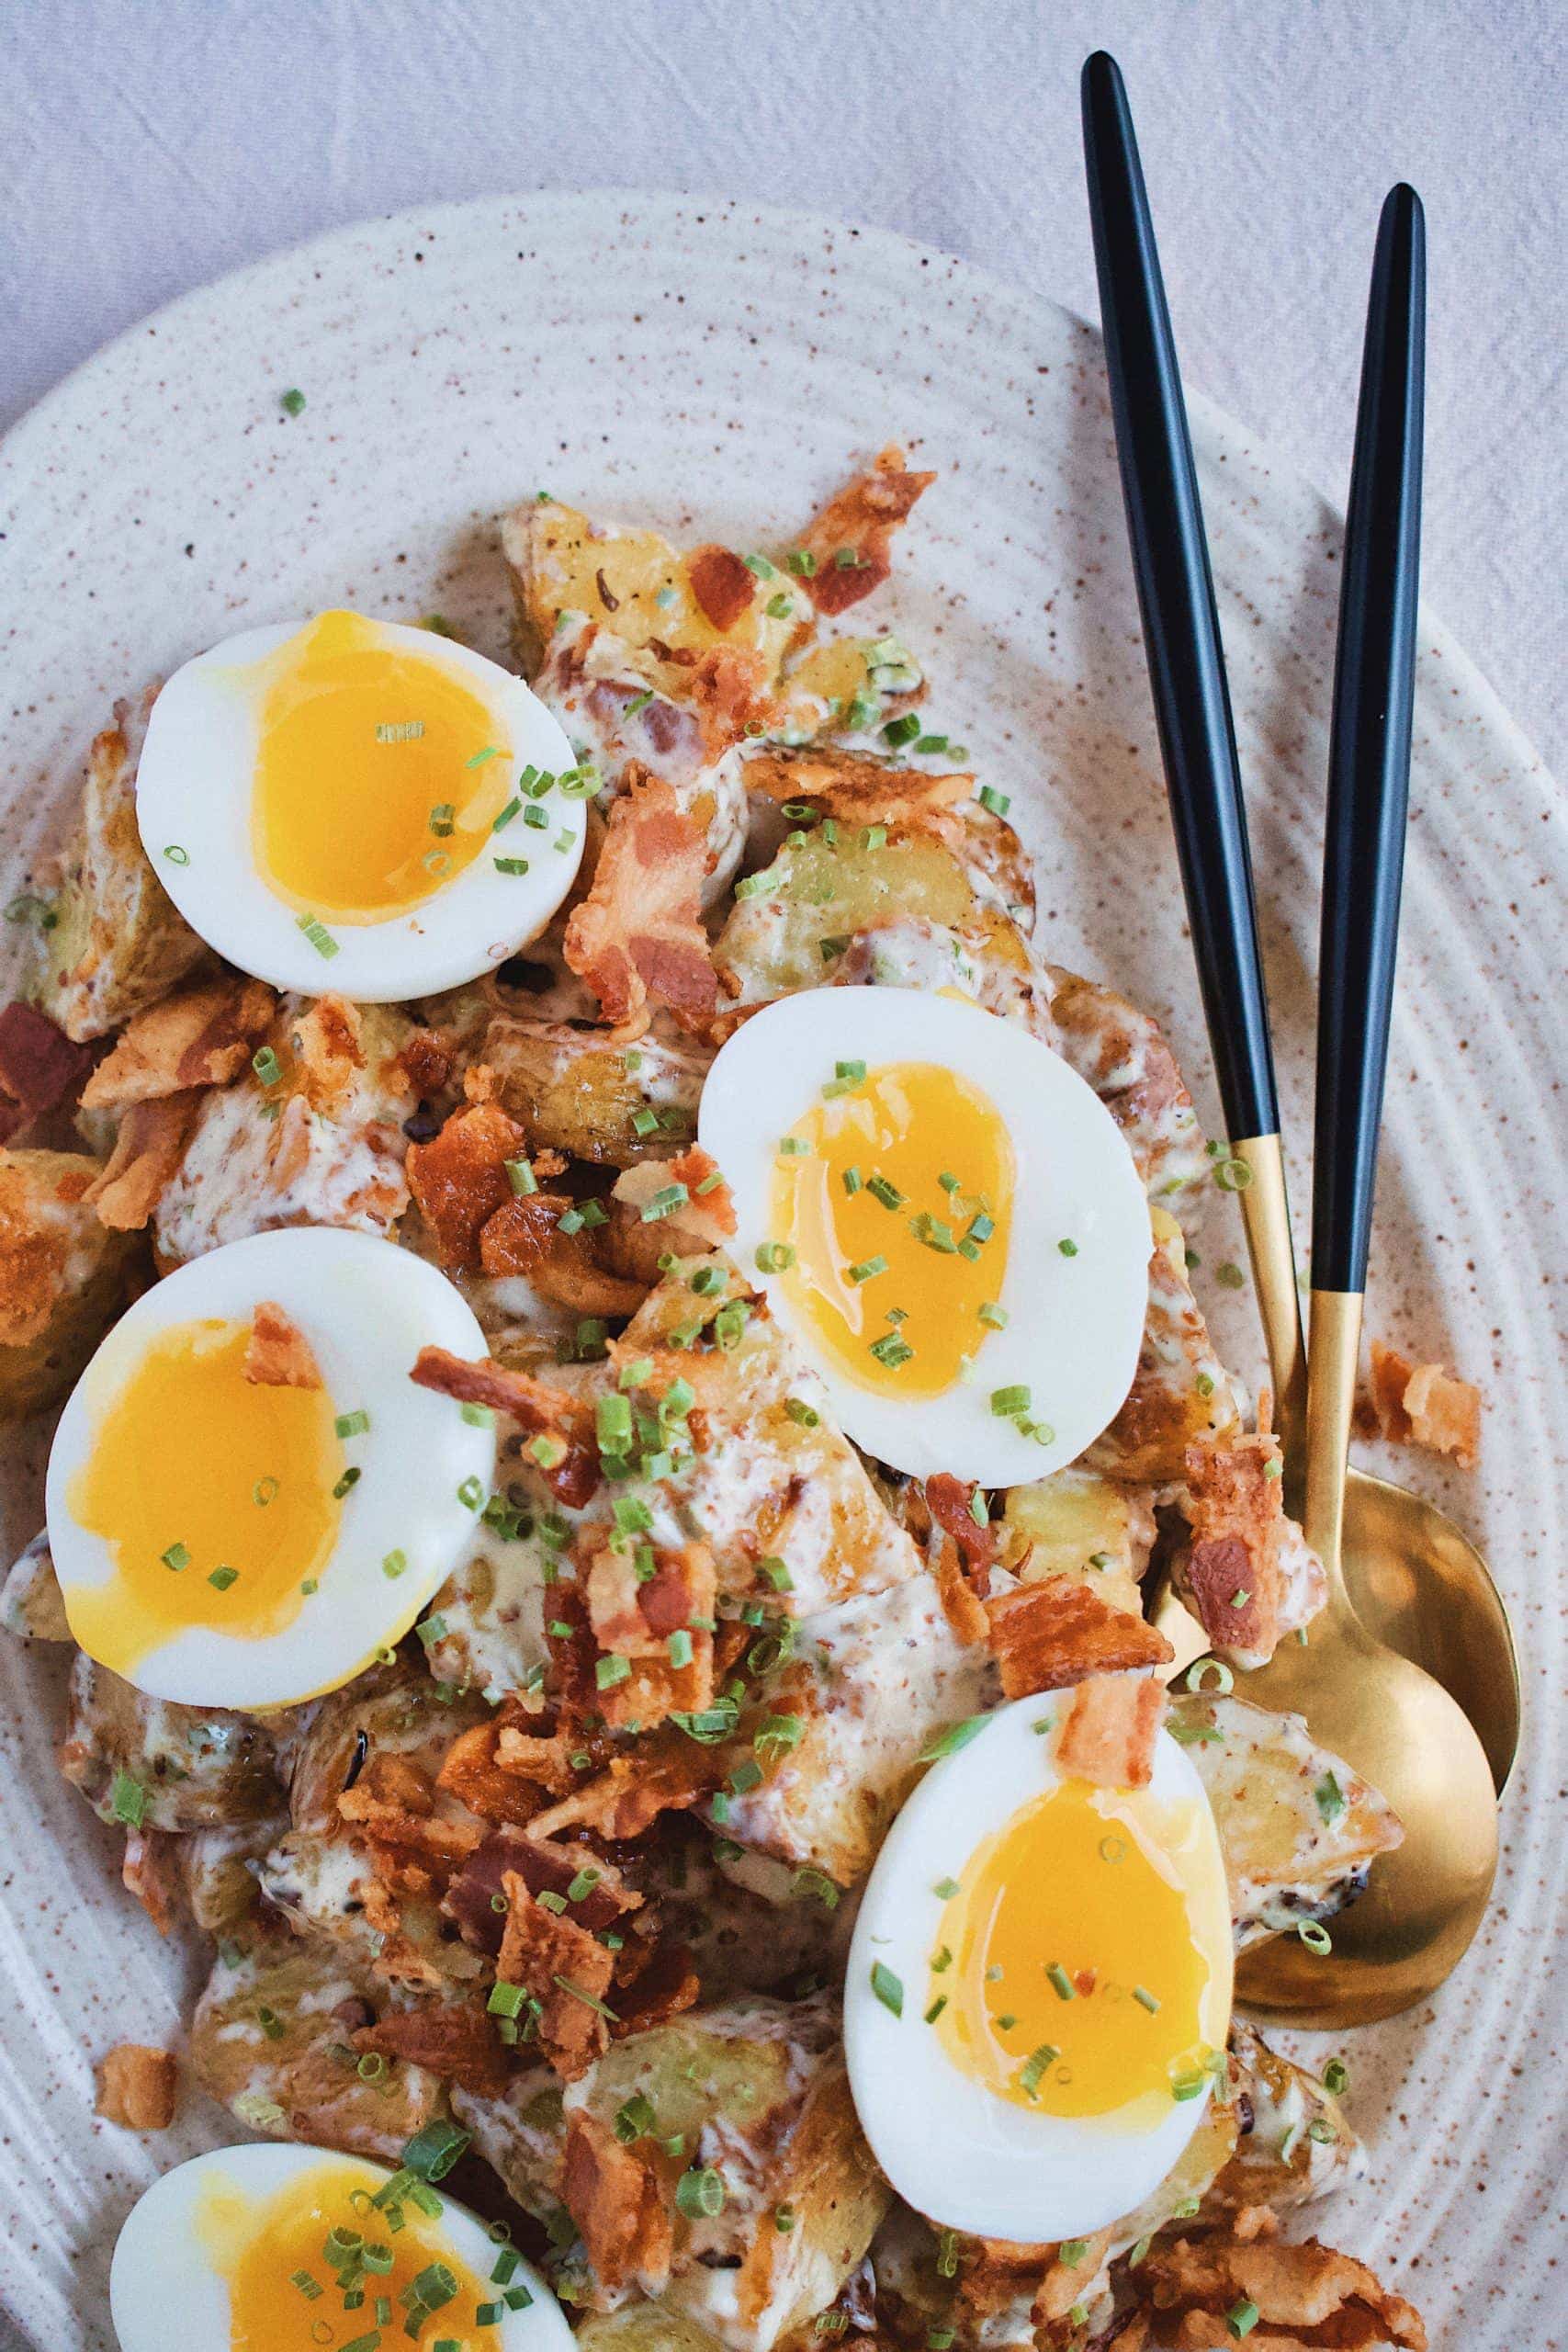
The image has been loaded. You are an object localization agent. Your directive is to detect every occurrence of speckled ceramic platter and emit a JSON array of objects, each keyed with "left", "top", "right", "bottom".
[{"left": 0, "top": 192, "right": 1562, "bottom": 2351}]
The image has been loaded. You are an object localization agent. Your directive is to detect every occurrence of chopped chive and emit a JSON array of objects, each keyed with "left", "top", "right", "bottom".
[
  {"left": 332, "top": 1466, "right": 361, "bottom": 1498},
  {"left": 1322, "top": 2055, "right": 1349, "bottom": 2094},
  {"left": 668, "top": 1628, "right": 694, "bottom": 1669},
  {"left": 977, "top": 1301, "right": 1008, "bottom": 1329},
  {"left": 1057, "top": 1237, "right": 1079, "bottom": 1258},
  {"left": 870, "top": 1961, "right": 904, "bottom": 2018},
  {"left": 491, "top": 797, "right": 521, "bottom": 831},
  {"left": 918, "top": 1715, "right": 987, "bottom": 1762},
  {"left": 990, "top": 1385, "right": 1032, "bottom": 1417},
  {"left": 466, "top": 744, "right": 500, "bottom": 769},
  {"left": 924, "top": 1995, "right": 949, "bottom": 2024},
  {"left": 1045, "top": 1962, "right": 1076, "bottom": 2000},
  {"left": 933, "top": 1876, "right": 961, "bottom": 1900},
  {"left": 161, "top": 1541, "right": 190, "bottom": 1572},
  {"left": 847, "top": 1254, "right": 887, "bottom": 1283},
  {"left": 109, "top": 1771, "right": 146, "bottom": 1827},
  {"left": 776, "top": 1135, "right": 810, "bottom": 1156},
  {"left": 251, "top": 1045, "right": 282, "bottom": 1086},
  {"left": 861, "top": 823, "right": 887, "bottom": 850},
  {"left": 162, "top": 843, "right": 189, "bottom": 865},
  {"left": 595, "top": 1654, "right": 630, "bottom": 1690},
  {"left": 968, "top": 1489, "right": 989, "bottom": 1528},
  {"left": 868, "top": 1332, "right": 914, "bottom": 1368},
  {"left": 1314, "top": 1771, "right": 1347, "bottom": 1825},
  {"left": 334, "top": 1408, "right": 370, "bottom": 1439},
  {"left": 742, "top": 552, "right": 775, "bottom": 579},
  {"left": 785, "top": 548, "right": 818, "bottom": 575},
  {"left": 976, "top": 783, "right": 1010, "bottom": 817},
  {"left": 1134, "top": 1984, "right": 1161, "bottom": 2013},
  {"left": 755, "top": 1241, "right": 796, "bottom": 1272},
  {"left": 640, "top": 1182, "right": 691, "bottom": 1223},
  {"left": 207, "top": 1565, "right": 239, "bottom": 1591},
  {"left": 765, "top": 593, "right": 795, "bottom": 618},
  {"left": 428, "top": 802, "right": 455, "bottom": 836},
  {"left": 279, "top": 388, "right": 306, "bottom": 416},
  {"left": 1227, "top": 2301, "right": 1260, "bottom": 2340},
  {"left": 784, "top": 1396, "right": 819, "bottom": 1428},
  {"left": 834, "top": 1057, "right": 867, "bottom": 1082},
  {"left": 818, "top": 934, "right": 851, "bottom": 961},
  {"left": 841, "top": 1165, "right": 863, "bottom": 1195},
  {"left": 493, "top": 855, "right": 530, "bottom": 875},
  {"left": 457, "top": 1474, "right": 485, "bottom": 1509},
  {"left": 296, "top": 913, "right": 339, "bottom": 958},
  {"left": 675, "top": 2165, "right": 727, "bottom": 2218},
  {"left": 867, "top": 1175, "right": 906, "bottom": 1210},
  {"left": 1019, "top": 2042, "right": 1059, "bottom": 2098},
  {"left": 381, "top": 1549, "right": 407, "bottom": 1579}
]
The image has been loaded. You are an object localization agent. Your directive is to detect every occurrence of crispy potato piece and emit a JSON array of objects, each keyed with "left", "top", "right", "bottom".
[
  {"left": 189, "top": 1936, "right": 446, "bottom": 2157},
  {"left": 483, "top": 1013, "right": 708, "bottom": 1166},
  {"left": 1361, "top": 1339, "right": 1481, "bottom": 1468},
  {"left": 423, "top": 1506, "right": 556, "bottom": 1700},
  {"left": 829, "top": 911, "right": 1054, "bottom": 1035},
  {"left": 1001, "top": 1470, "right": 1156, "bottom": 1617},
  {"left": 178, "top": 1815, "right": 289, "bottom": 1936},
  {"left": 502, "top": 499, "right": 797, "bottom": 690},
  {"left": 1208, "top": 2021, "right": 1364, "bottom": 2219},
  {"left": 0, "top": 1146, "right": 139, "bottom": 1415},
  {"left": 1086, "top": 1207, "right": 1238, "bottom": 1483},
  {"left": 60, "top": 1653, "right": 287, "bottom": 1831},
  {"left": 1109, "top": 2089, "right": 1243, "bottom": 2256},
  {"left": 714, "top": 820, "right": 1032, "bottom": 1011},
  {"left": 0, "top": 1529, "right": 71, "bottom": 1640},
  {"left": 287, "top": 1658, "right": 488, "bottom": 1838},
  {"left": 1048, "top": 968, "right": 1208, "bottom": 1197},
  {"left": 572, "top": 2307, "right": 731, "bottom": 2350},
  {"left": 720, "top": 1572, "right": 997, "bottom": 1886},
  {"left": 1136, "top": 2231, "right": 1424, "bottom": 2349},
  {"left": 1169, "top": 1692, "right": 1402, "bottom": 1949},
  {"left": 35, "top": 688, "right": 210, "bottom": 1040},
  {"left": 564, "top": 1993, "right": 888, "bottom": 2348},
  {"left": 774, "top": 629, "right": 924, "bottom": 743},
  {"left": 450, "top": 2064, "right": 569, "bottom": 2227}
]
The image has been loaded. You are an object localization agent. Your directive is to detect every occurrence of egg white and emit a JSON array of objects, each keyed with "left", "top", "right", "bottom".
[
  {"left": 697, "top": 987, "right": 1151, "bottom": 1484},
  {"left": 844, "top": 1689, "right": 1235, "bottom": 2242},
  {"left": 134, "top": 616, "right": 585, "bottom": 1000},
  {"left": 109, "top": 2142, "right": 573, "bottom": 2351},
  {"left": 46, "top": 1227, "right": 494, "bottom": 1710}
]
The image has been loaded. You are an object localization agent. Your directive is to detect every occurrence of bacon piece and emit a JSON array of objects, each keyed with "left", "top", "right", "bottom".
[
  {"left": 337, "top": 1787, "right": 484, "bottom": 1871},
  {"left": 353, "top": 2000, "right": 512, "bottom": 2098},
  {"left": 496, "top": 1870, "right": 615, "bottom": 2079},
  {"left": 84, "top": 1091, "right": 203, "bottom": 1228},
  {"left": 795, "top": 447, "right": 935, "bottom": 615},
  {"left": 80, "top": 977, "right": 276, "bottom": 1109},
  {"left": 121, "top": 1828, "right": 180, "bottom": 1936},
  {"left": 687, "top": 544, "right": 757, "bottom": 634},
  {"left": 927, "top": 1473, "right": 999, "bottom": 1575},
  {"left": 410, "top": 1345, "right": 600, "bottom": 1509},
  {"left": 1180, "top": 1429, "right": 1285, "bottom": 1661},
  {"left": 1139, "top": 2233, "right": 1426, "bottom": 2349},
  {"left": 407, "top": 1096, "right": 531, "bottom": 1270},
  {"left": 1052, "top": 1672, "right": 1165, "bottom": 1791},
  {"left": 563, "top": 767, "right": 716, "bottom": 1034},
  {"left": 583, "top": 1540, "right": 716, "bottom": 1728},
  {"left": 667, "top": 1145, "right": 736, "bottom": 1235},
  {"left": 95, "top": 2043, "right": 177, "bottom": 2130},
  {"left": 528, "top": 1735, "right": 726, "bottom": 1843},
  {"left": 243, "top": 1299, "right": 322, "bottom": 1390},
  {"left": 435, "top": 1722, "right": 557, "bottom": 1833},
  {"left": 1362, "top": 1340, "right": 1480, "bottom": 1469},
  {"left": 687, "top": 644, "right": 779, "bottom": 753},
  {"left": 400, "top": 1026, "right": 456, "bottom": 1099},
  {"left": 611, "top": 1938, "right": 701, "bottom": 2038},
  {"left": 562, "top": 2107, "right": 673, "bottom": 2294},
  {"left": 479, "top": 1191, "right": 647, "bottom": 1317},
  {"left": 607, "top": 1155, "right": 737, "bottom": 1278},
  {"left": 745, "top": 745, "right": 971, "bottom": 825},
  {"left": 985, "top": 1579, "right": 1172, "bottom": 1698},
  {"left": 0, "top": 1002, "right": 91, "bottom": 1141}
]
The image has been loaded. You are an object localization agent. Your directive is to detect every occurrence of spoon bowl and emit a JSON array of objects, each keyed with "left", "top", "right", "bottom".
[{"left": 1231, "top": 1599, "right": 1499, "bottom": 2026}]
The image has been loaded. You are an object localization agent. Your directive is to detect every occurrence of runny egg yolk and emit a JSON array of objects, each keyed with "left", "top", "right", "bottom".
[
  {"left": 197, "top": 2159, "right": 504, "bottom": 2350},
  {"left": 66, "top": 1318, "right": 343, "bottom": 1672},
  {"left": 770, "top": 1061, "right": 1015, "bottom": 1399},
  {"left": 932, "top": 1780, "right": 1223, "bottom": 2121},
  {"left": 250, "top": 610, "right": 513, "bottom": 924}
]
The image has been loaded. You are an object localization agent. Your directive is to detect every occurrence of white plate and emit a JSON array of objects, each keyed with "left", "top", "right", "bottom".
[{"left": 0, "top": 191, "right": 1562, "bottom": 2351}]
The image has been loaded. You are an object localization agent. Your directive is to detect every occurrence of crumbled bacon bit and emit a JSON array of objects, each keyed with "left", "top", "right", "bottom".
[
  {"left": 1052, "top": 1673, "right": 1165, "bottom": 1790},
  {"left": 337, "top": 1786, "right": 483, "bottom": 1869},
  {"left": 410, "top": 1345, "right": 599, "bottom": 1509},
  {"left": 1179, "top": 1429, "right": 1285, "bottom": 1660},
  {"left": 562, "top": 2108, "right": 673, "bottom": 2293},
  {"left": 0, "top": 1001, "right": 91, "bottom": 1142},
  {"left": 121, "top": 1828, "right": 179, "bottom": 1935},
  {"left": 985, "top": 1578, "right": 1172, "bottom": 1698},
  {"left": 80, "top": 977, "right": 276, "bottom": 1109},
  {"left": 352, "top": 1999, "right": 512, "bottom": 2098},
  {"left": 528, "top": 1736, "right": 727, "bottom": 1843},
  {"left": 479, "top": 1190, "right": 647, "bottom": 1317},
  {"left": 927, "top": 1473, "right": 999, "bottom": 1574},
  {"left": 583, "top": 1540, "right": 716, "bottom": 1727},
  {"left": 243, "top": 1299, "right": 322, "bottom": 1390},
  {"left": 609, "top": 1937, "right": 701, "bottom": 2038},
  {"left": 686, "top": 644, "right": 780, "bottom": 754},
  {"left": 435, "top": 1723, "right": 558, "bottom": 1832},
  {"left": 668, "top": 1146, "right": 735, "bottom": 1234},
  {"left": 686, "top": 545, "right": 757, "bottom": 634},
  {"left": 95, "top": 2043, "right": 177, "bottom": 2130},
  {"left": 497, "top": 1869, "right": 615, "bottom": 2079},
  {"left": 1138, "top": 2232, "right": 1426, "bottom": 2349},
  {"left": 400, "top": 1026, "right": 456, "bottom": 1099},
  {"left": 1361, "top": 1340, "right": 1480, "bottom": 1469},
  {"left": 407, "top": 1096, "right": 531, "bottom": 1269},
  {"left": 84, "top": 1092, "right": 203, "bottom": 1228},
  {"left": 795, "top": 447, "right": 935, "bottom": 615},
  {"left": 563, "top": 767, "right": 716, "bottom": 1035}
]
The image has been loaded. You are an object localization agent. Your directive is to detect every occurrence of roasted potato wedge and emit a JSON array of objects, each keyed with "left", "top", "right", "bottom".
[
  {"left": 0, "top": 1529, "right": 70, "bottom": 1640},
  {"left": 0, "top": 1147, "right": 140, "bottom": 1415},
  {"left": 1169, "top": 1691, "right": 1403, "bottom": 1949},
  {"left": 60, "top": 1653, "right": 287, "bottom": 1831},
  {"left": 189, "top": 1936, "right": 446, "bottom": 2156},
  {"left": 1001, "top": 1468, "right": 1156, "bottom": 1616},
  {"left": 483, "top": 1013, "right": 708, "bottom": 1168},
  {"left": 450, "top": 2064, "right": 569, "bottom": 2225},
  {"left": 35, "top": 690, "right": 210, "bottom": 1041},
  {"left": 1208, "top": 2020, "right": 1365, "bottom": 2217}
]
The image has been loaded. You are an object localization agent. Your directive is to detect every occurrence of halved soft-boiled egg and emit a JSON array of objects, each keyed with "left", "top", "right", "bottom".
[
  {"left": 697, "top": 987, "right": 1151, "bottom": 1483},
  {"left": 844, "top": 1690, "right": 1234, "bottom": 2241},
  {"left": 135, "top": 610, "right": 587, "bottom": 999},
  {"left": 109, "top": 2140, "right": 572, "bottom": 2350},
  {"left": 46, "top": 1227, "right": 494, "bottom": 1709}
]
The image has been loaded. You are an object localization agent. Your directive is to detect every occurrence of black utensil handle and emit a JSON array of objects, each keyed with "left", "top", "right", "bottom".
[
  {"left": 1081, "top": 50, "right": 1278, "bottom": 1143},
  {"left": 1313, "top": 185, "right": 1426, "bottom": 1295}
]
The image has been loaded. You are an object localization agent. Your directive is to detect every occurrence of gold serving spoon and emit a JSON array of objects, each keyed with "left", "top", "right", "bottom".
[{"left": 1085, "top": 63, "right": 1506, "bottom": 2025}]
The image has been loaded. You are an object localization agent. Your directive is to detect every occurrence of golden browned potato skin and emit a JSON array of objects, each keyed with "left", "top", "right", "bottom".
[
  {"left": 0, "top": 1147, "right": 140, "bottom": 1417},
  {"left": 59, "top": 1652, "right": 287, "bottom": 1830},
  {"left": 37, "top": 692, "right": 209, "bottom": 1042},
  {"left": 188, "top": 1935, "right": 446, "bottom": 2158},
  {"left": 483, "top": 1014, "right": 706, "bottom": 1168}
]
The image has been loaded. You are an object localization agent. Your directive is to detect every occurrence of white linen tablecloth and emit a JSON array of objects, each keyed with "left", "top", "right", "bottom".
[{"left": 2, "top": 0, "right": 1561, "bottom": 771}]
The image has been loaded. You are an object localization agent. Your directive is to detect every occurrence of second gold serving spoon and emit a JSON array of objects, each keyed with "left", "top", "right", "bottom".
[{"left": 1085, "top": 63, "right": 1506, "bottom": 2026}]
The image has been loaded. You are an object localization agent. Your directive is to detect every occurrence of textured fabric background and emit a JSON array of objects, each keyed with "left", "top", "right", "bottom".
[{"left": 2, "top": 0, "right": 1561, "bottom": 772}]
